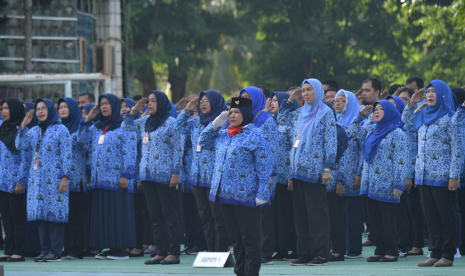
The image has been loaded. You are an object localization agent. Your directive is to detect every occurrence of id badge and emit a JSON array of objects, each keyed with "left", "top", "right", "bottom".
[
  {"left": 33, "top": 158, "right": 38, "bottom": 171},
  {"left": 143, "top": 134, "right": 149, "bottom": 145},
  {"left": 196, "top": 143, "right": 202, "bottom": 153},
  {"left": 98, "top": 135, "right": 105, "bottom": 145},
  {"left": 293, "top": 137, "right": 301, "bottom": 149}
]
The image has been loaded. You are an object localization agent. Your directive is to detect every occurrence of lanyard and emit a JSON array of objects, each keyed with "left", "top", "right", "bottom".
[
  {"left": 35, "top": 126, "right": 51, "bottom": 155},
  {"left": 253, "top": 111, "right": 263, "bottom": 123},
  {"left": 101, "top": 124, "right": 111, "bottom": 135},
  {"left": 301, "top": 103, "right": 322, "bottom": 132}
]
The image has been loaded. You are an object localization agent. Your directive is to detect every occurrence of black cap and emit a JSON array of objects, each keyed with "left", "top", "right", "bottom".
[{"left": 230, "top": 97, "right": 253, "bottom": 109}]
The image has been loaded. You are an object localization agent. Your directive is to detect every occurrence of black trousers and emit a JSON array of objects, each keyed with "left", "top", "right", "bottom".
[
  {"left": 366, "top": 197, "right": 397, "bottom": 256},
  {"left": 182, "top": 192, "right": 206, "bottom": 249},
  {"left": 459, "top": 188, "right": 465, "bottom": 252},
  {"left": 259, "top": 203, "right": 274, "bottom": 260},
  {"left": 134, "top": 193, "right": 148, "bottom": 250},
  {"left": 142, "top": 181, "right": 180, "bottom": 256},
  {"left": 64, "top": 191, "right": 86, "bottom": 256},
  {"left": 274, "top": 184, "right": 296, "bottom": 253},
  {"left": 0, "top": 191, "right": 26, "bottom": 256},
  {"left": 292, "top": 179, "right": 329, "bottom": 260},
  {"left": 396, "top": 193, "right": 410, "bottom": 252},
  {"left": 327, "top": 192, "right": 346, "bottom": 254},
  {"left": 345, "top": 197, "right": 363, "bottom": 254},
  {"left": 221, "top": 204, "right": 260, "bottom": 276},
  {"left": 37, "top": 220, "right": 65, "bottom": 257},
  {"left": 191, "top": 185, "right": 229, "bottom": 252},
  {"left": 407, "top": 185, "right": 424, "bottom": 248},
  {"left": 361, "top": 195, "right": 373, "bottom": 241},
  {"left": 84, "top": 189, "right": 94, "bottom": 251},
  {"left": 419, "top": 185, "right": 457, "bottom": 261}
]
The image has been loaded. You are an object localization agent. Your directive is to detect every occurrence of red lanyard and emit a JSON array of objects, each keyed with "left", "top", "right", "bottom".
[
  {"left": 301, "top": 103, "right": 322, "bottom": 131},
  {"left": 101, "top": 124, "right": 111, "bottom": 135}
]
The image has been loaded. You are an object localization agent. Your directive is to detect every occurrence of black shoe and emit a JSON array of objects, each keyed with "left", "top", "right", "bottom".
[
  {"left": 186, "top": 246, "right": 205, "bottom": 255},
  {"left": 128, "top": 251, "right": 144, "bottom": 257},
  {"left": 284, "top": 252, "right": 298, "bottom": 261},
  {"left": 272, "top": 252, "right": 288, "bottom": 260},
  {"left": 380, "top": 256, "right": 398, "bottom": 262},
  {"left": 7, "top": 257, "right": 25, "bottom": 262},
  {"left": 43, "top": 253, "right": 62, "bottom": 262},
  {"left": 367, "top": 256, "right": 382, "bottom": 262},
  {"left": 0, "top": 256, "right": 10, "bottom": 262},
  {"left": 160, "top": 257, "right": 180, "bottom": 265},
  {"left": 181, "top": 246, "right": 193, "bottom": 254},
  {"left": 290, "top": 258, "right": 310, "bottom": 266},
  {"left": 407, "top": 249, "right": 424, "bottom": 256},
  {"left": 398, "top": 250, "right": 408, "bottom": 258},
  {"left": 307, "top": 256, "right": 328, "bottom": 266},
  {"left": 34, "top": 254, "right": 47, "bottom": 262},
  {"left": 329, "top": 254, "right": 344, "bottom": 262},
  {"left": 144, "top": 257, "right": 165, "bottom": 265}
]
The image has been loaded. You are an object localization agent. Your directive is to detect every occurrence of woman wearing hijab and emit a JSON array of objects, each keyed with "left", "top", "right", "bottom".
[
  {"left": 122, "top": 90, "right": 182, "bottom": 265},
  {"left": 404, "top": 80, "right": 463, "bottom": 267},
  {"left": 280, "top": 79, "right": 337, "bottom": 266},
  {"left": 175, "top": 89, "right": 229, "bottom": 254},
  {"left": 81, "top": 94, "right": 137, "bottom": 260},
  {"left": 240, "top": 87, "right": 278, "bottom": 264},
  {"left": 330, "top": 90, "right": 364, "bottom": 260},
  {"left": 57, "top": 97, "right": 87, "bottom": 260},
  {"left": 269, "top": 92, "right": 298, "bottom": 261},
  {"left": 199, "top": 97, "right": 272, "bottom": 276},
  {"left": 0, "top": 98, "right": 27, "bottom": 262},
  {"left": 16, "top": 99, "right": 72, "bottom": 262},
  {"left": 358, "top": 100, "right": 409, "bottom": 263}
]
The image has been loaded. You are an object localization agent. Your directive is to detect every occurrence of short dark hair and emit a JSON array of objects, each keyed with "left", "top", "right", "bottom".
[
  {"left": 324, "top": 87, "right": 338, "bottom": 95},
  {"left": 256, "top": 85, "right": 271, "bottom": 98},
  {"left": 398, "top": 87, "right": 415, "bottom": 97},
  {"left": 322, "top": 80, "right": 339, "bottom": 90},
  {"left": 363, "top": 78, "right": 382, "bottom": 93},
  {"left": 286, "top": 86, "right": 299, "bottom": 92},
  {"left": 406, "top": 77, "right": 424, "bottom": 89},
  {"left": 133, "top": 95, "right": 144, "bottom": 101},
  {"left": 79, "top": 92, "right": 95, "bottom": 103},
  {"left": 388, "top": 84, "right": 402, "bottom": 95}
]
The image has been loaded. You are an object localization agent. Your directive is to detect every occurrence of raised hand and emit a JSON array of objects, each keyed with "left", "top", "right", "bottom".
[
  {"left": 130, "top": 98, "right": 147, "bottom": 115},
  {"left": 360, "top": 105, "right": 373, "bottom": 116},
  {"left": 409, "top": 88, "right": 425, "bottom": 107},
  {"left": 355, "top": 89, "right": 363, "bottom": 101},
  {"left": 212, "top": 110, "right": 229, "bottom": 130},
  {"left": 185, "top": 97, "right": 199, "bottom": 113},
  {"left": 21, "top": 110, "right": 34, "bottom": 130},
  {"left": 379, "top": 90, "right": 389, "bottom": 100},
  {"left": 288, "top": 87, "right": 302, "bottom": 102},
  {"left": 85, "top": 104, "right": 99, "bottom": 123},
  {"left": 263, "top": 98, "right": 272, "bottom": 113},
  {"left": 175, "top": 97, "right": 186, "bottom": 109},
  {"left": 393, "top": 86, "right": 404, "bottom": 97}
]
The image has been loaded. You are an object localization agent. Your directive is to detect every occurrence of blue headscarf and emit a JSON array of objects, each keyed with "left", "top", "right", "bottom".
[
  {"left": 335, "top": 89, "right": 360, "bottom": 129},
  {"left": 24, "top": 102, "right": 39, "bottom": 128},
  {"left": 362, "top": 100, "right": 402, "bottom": 164},
  {"left": 168, "top": 100, "right": 178, "bottom": 118},
  {"left": 94, "top": 94, "right": 123, "bottom": 131},
  {"left": 386, "top": 95, "right": 405, "bottom": 127},
  {"left": 58, "top": 97, "right": 81, "bottom": 134},
  {"left": 239, "top": 86, "right": 271, "bottom": 127},
  {"left": 121, "top": 98, "right": 140, "bottom": 120},
  {"left": 271, "top": 91, "right": 298, "bottom": 112},
  {"left": 198, "top": 89, "right": 227, "bottom": 126},
  {"left": 412, "top": 80, "right": 455, "bottom": 130},
  {"left": 35, "top": 98, "right": 61, "bottom": 132},
  {"left": 145, "top": 91, "right": 171, "bottom": 132},
  {"left": 80, "top": 103, "right": 97, "bottom": 123},
  {"left": 295, "top": 79, "right": 331, "bottom": 163}
]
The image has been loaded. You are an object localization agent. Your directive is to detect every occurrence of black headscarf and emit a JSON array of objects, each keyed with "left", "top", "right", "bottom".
[
  {"left": 145, "top": 91, "right": 171, "bottom": 133},
  {"left": 58, "top": 97, "right": 81, "bottom": 134},
  {"left": 94, "top": 94, "right": 123, "bottom": 131},
  {"left": 451, "top": 88, "right": 465, "bottom": 109},
  {"left": 198, "top": 90, "right": 227, "bottom": 126},
  {"left": 24, "top": 102, "right": 39, "bottom": 128},
  {"left": 36, "top": 98, "right": 61, "bottom": 132},
  {"left": 0, "top": 98, "right": 25, "bottom": 152}
]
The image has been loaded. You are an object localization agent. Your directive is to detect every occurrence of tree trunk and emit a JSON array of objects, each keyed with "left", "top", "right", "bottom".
[
  {"left": 141, "top": 61, "right": 157, "bottom": 94},
  {"left": 168, "top": 67, "right": 187, "bottom": 104},
  {"left": 23, "top": 0, "right": 33, "bottom": 101}
]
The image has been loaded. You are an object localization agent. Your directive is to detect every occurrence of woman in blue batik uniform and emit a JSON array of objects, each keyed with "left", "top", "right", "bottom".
[
  {"left": 122, "top": 91, "right": 182, "bottom": 265},
  {"left": 81, "top": 94, "right": 137, "bottom": 260},
  {"left": 403, "top": 80, "right": 463, "bottom": 267},
  {"left": 280, "top": 79, "right": 337, "bottom": 266},
  {"left": 0, "top": 98, "right": 27, "bottom": 262},
  {"left": 16, "top": 99, "right": 72, "bottom": 262},
  {"left": 199, "top": 97, "right": 272, "bottom": 276},
  {"left": 57, "top": 97, "right": 87, "bottom": 260},
  {"left": 359, "top": 100, "right": 408, "bottom": 263},
  {"left": 175, "top": 89, "right": 229, "bottom": 253}
]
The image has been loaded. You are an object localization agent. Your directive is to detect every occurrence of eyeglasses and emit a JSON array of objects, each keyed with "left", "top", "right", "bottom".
[
  {"left": 199, "top": 99, "right": 210, "bottom": 105},
  {"left": 36, "top": 107, "right": 47, "bottom": 112}
]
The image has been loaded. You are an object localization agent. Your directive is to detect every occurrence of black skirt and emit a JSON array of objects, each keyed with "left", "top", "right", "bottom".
[{"left": 90, "top": 189, "right": 136, "bottom": 248}]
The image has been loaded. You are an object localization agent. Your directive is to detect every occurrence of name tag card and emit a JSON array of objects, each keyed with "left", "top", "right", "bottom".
[{"left": 192, "top": 252, "right": 235, "bottom": 268}]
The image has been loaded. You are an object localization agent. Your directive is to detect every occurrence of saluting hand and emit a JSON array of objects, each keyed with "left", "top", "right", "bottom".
[
  {"left": 379, "top": 90, "right": 389, "bottom": 100},
  {"left": 21, "top": 110, "right": 34, "bottom": 130},
  {"left": 393, "top": 86, "right": 404, "bottom": 97},
  {"left": 263, "top": 98, "right": 272, "bottom": 113},
  {"left": 360, "top": 105, "right": 373, "bottom": 117},
  {"left": 288, "top": 87, "right": 302, "bottom": 102},
  {"left": 409, "top": 88, "right": 425, "bottom": 107},
  {"left": 131, "top": 98, "right": 147, "bottom": 115},
  {"left": 85, "top": 104, "right": 99, "bottom": 123},
  {"left": 185, "top": 97, "right": 199, "bottom": 113},
  {"left": 212, "top": 111, "right": 229, "bottom": 130}
]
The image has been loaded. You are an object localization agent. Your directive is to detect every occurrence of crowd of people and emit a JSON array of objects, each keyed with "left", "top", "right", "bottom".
[{"left": 0, "top": 76, "right": 465, "bottom": 276}]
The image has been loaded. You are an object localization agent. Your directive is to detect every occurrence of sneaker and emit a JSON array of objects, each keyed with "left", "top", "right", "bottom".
[
  {"left": 345, "top": 253, "right": 363, "bottom": 259},
  {"left": 307, "top": 256, "right": 328, "bottom": 266},
  {"left": 398, "top": 250, "right": 408, "bottom": 258},
  {"left": 272, "top": 252, "right": 287, "bottom": 260},
  {"left": 186, "top": 246, "right": 206, "bottom": 255},
  {"left": 107, "top": 252, "right": 129, "bottom": 260},
  {"left": 261, "top": 258, "right": 273, "bottom": 265},
  {"left": 34, "top": 254, "right": 47, "bottom": 262},
  {"left": 455, "top": 248, "right": 462, "bottom": 259},
  {"left": 66, "top": 253, "right": 83, "bottom": 260},
  {"left": 95, "top": 251, "right": 111, "bottom": 260},
  {"left": 43, "top": 253, "right": 62, "bottom": 262},
  {"left": 283, "top": 252, "right": 298, "bottom": 261}
]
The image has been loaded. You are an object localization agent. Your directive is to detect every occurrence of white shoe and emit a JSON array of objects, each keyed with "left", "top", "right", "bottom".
[{"left": 454, "top": 248, "right": 462, "bottom": 259}]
